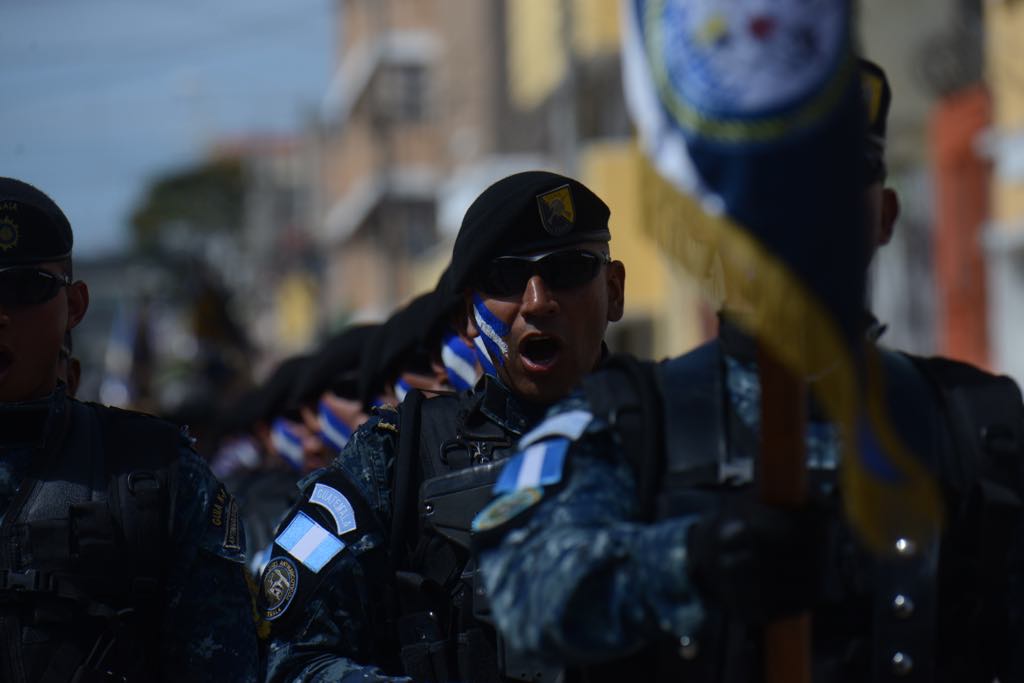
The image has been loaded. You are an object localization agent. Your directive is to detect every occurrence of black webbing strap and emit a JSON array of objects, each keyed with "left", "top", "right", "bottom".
[
  {"left": 582, "top": 353, "right": 665, "bottom": 521},
  {"left": 391, "top": 389, "right": 425, "bottom": 570}
]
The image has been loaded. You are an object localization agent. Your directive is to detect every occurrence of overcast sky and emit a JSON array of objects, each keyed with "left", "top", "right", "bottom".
[{"left": 0, "top": 0, "right": 333, "bottom": 256}]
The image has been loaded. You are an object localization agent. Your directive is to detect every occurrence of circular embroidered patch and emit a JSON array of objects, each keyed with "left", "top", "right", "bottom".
[
  {"left": 472, "top": 487, "right": 543, "bottom": 533},
  {"left": 645, "top": 0, "right": 847, "bottom": 142},
  {"left": 262, "top": 556, "right": 298, "bottom": 621},
  {"left": 0, "top": 218, "right": 18, "bottom": 252}
]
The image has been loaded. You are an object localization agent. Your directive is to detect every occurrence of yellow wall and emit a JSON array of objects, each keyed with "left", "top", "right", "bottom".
[
  {"left": 986, "top": 0, "right": 1024, "bottom": 229},
  {"left": 571, "top": 0, "right": 621, "bottom": 57},
  {"left": 578, "top": 141, "right": 707, "bottom": 359},
  {"left": 506, "top": 0, "right": 567, "bottom": 109}
]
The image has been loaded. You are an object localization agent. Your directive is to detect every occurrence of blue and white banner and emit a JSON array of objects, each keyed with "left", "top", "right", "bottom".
[
  {"left": 442, "top": 329, "right": 481, "bottom": 391},
  {"left": 275, "top": 511, "right": 345, "bottom": 573},
  {"left": 472, "top": 293, "right": 510, "bottom": 369},
  {"left": 493, "top": 438, "right": 569, "bottom": 495},
  {"left": 271, "top": 418, "right": 304, "bottom": 471},
  {"left": 318, "top": 400, "right": 353, "bottom": 453}
]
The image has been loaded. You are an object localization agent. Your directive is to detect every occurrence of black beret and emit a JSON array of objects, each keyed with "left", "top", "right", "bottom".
[
  {"left": 0, "top": 177, "right": 73, "bottom": 267},
  {"left": 228, "top": 355, "right": 311, "bottom": 429},
  {"left": 449, "top": 171, "right": 611, "bottom": 292},
  {"left": 358, "top": 285, "right": 460, "bottom": 405},
  {"left": 859, "top": 58, "right": 891, "bottom": 182},
  {"left": 288, "top": 324, "right": 380, "bottom": 409}
]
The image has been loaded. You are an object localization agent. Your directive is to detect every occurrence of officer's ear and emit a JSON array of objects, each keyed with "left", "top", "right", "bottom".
[
  {"left": 605, "top": 259, "right": 625, "bottom": 323},
  {"left": 878, "top": 187, "right": 899, "bottom": 247},
  {"left": 66, "top": 280, "right": 89, "bottom": 331},
  {"left": 461, "top": 292, "right": 480, "bottom": 339}
]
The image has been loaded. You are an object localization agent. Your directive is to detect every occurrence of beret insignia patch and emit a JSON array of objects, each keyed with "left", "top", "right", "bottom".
[
  {"left": 261, "top": 557, "right": 298, "bottom": 621},
  {"left": 0, "top": 217, "right": 19, "bottom": 252},
  {"left": 536, "top": 184, "right": 575, "bottom": 236}
]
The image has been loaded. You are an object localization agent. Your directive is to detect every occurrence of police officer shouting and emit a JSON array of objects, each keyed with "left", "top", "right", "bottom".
[
  {"left": 472, "top": 60, "right": 1024, "bottom": 683},
  {"left": 0, "top": 178, "right": 258, "bottom": 682},
  {"left": 260, "top": 171, "right": 625, "bottom": 682}
]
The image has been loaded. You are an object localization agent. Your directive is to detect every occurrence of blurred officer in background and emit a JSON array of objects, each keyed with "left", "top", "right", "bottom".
[
  {"left": 289, "top": 324, "right": 381, "bottom": 457},
  {"left": 221, "top": 354, "right": 316, "bottom": 575},
  {"left": 472, "top": 59, "right": 1024, "bottom": 683},
  {"left": 0, "top": 177, "right": 257, "bottom": 682},
  {"left": 260, "top": 170, "right": 626, "bottom": 682}
]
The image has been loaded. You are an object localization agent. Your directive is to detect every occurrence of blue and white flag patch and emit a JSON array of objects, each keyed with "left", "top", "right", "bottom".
[
  {"left": 493, "top": 438, "right": 569, "bottom": 495},
  {"left": 308, "top": 483, "right": 358, "bottom": 535},
  {"left": 275, "top": 511, "right": 345, "bottom": 573},
  {"left": 519, "top": 410, "right": 593, "bottom": 449},
  {"left": 319, "top": 400, "right": 353, "bottom": 452}
]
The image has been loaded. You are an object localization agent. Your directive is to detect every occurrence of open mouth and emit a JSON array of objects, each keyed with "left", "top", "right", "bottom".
[{"left": 518, "top": 335, "right": 562, "bottom": 370}]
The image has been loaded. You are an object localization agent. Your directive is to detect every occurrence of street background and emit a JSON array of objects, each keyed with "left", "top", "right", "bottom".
[{"left": 1, "top": 0, "right": 1017, "bottom": 418}]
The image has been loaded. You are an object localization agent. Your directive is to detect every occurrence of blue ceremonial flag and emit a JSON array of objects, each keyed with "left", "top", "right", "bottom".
[{"left": 620, "top": 0, "right": 942, "bottom": 553}]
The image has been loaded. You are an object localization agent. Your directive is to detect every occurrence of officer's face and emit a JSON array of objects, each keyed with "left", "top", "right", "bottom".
[
  {"left": 464, "top": 242, "right": 625, "bottom": 404},
  {"left": 0, "top": 262, "right": 88, "bottom": 403}
]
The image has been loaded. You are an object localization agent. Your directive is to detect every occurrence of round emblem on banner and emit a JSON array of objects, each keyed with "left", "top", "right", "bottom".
[
  {"left": 0, "top": 218, "right": 19, "bottom": 252},
  {"left": 646, "top": 0, "right": 847, "bottom": 139},
  {"left": 261, "top": 557, "right": 298, "bottom": 621}
]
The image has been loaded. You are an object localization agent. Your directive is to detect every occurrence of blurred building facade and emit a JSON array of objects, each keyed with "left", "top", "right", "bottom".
[
  {"left": 311, "top": 0, "right": 707, "bottom": 360},
  {"left": 984, "top": 0, "right": 1024, "bottom": 383}
]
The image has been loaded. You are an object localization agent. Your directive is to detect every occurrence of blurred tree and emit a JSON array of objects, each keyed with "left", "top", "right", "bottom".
[{"left": 130, "top": 158, "right": 245, "bottom": 250}]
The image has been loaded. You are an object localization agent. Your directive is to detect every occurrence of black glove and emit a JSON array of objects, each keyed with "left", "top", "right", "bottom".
[{"left": 686, "top": 498, "right": 827, "bottom": 623}]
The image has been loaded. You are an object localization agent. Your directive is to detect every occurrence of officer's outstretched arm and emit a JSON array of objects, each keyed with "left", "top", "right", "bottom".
[{"left": 473, "top": 426, "right": 705, "bottom": 665}]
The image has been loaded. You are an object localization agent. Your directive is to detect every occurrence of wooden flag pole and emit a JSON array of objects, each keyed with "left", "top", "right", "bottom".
[{"left": 757, "top": 341, "right": 811, "bottom": 683}]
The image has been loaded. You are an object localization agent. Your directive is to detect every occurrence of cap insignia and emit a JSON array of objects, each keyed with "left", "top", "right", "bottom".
[
  {"left": 860, "top": 70, "right": 885, "bottom": 131},
  {"left": 536, "top": 184, "right": 575, "bottom": 237},
  {"left": 0, "top": 217, "right": 19, "bottom": 252}
]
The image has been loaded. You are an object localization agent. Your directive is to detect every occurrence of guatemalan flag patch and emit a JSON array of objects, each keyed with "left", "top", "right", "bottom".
[
  {"left": 493, "top": 438, "right": 569, "bottom": 495},
  {"left": 275, "top": 511, "right": 345, "bottom": 573}
]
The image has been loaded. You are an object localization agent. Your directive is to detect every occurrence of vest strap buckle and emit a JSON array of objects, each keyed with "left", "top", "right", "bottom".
[{"left": 0, "top": 569, "right": 43, "bottom": 591}]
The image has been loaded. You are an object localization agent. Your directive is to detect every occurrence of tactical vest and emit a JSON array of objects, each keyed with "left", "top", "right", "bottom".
[
  {"left": 391, "top": 377, "right": 560, "bottom": 683},
  {"left": 0, "top": 398, "right": 179, "bottom": 683},
  {"left": 575, "top": 342, "right": 1024, "bottom": 683}
]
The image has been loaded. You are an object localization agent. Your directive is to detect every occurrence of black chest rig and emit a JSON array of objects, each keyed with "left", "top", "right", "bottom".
[
  {"left": 0, "top": 395, "right": 179, "bottom": 683},
  {"left": 575, "top": 343, "right": 1024, "bottom": 683},
  {"left": 392, "top": 377, "right": 558, "bottom": 682}
]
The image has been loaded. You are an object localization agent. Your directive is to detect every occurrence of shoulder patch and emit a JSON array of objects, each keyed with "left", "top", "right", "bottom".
[
  {"left": 519, "top": 409, "right": 593, "bottom": 448},
  {"left": 275, "top": 511, "right": 346, "bottom": 572},
  {"left": 472, "top": 487, "right": 543, "bottom": 533},
  {"left": 261, "top": 556, "right": 299, "bottom": 621},
  {"left": 308, "top": 483, "right": 358, "bottom": 535},
  {"left": 375, "top": 420, "right": 399, "bottom": 434},
  {"left": 493, "top": 438, "right": 569, "bottom": 495},
  {"left": 210, "top": 483, "right": 242, "bottom": 552}
]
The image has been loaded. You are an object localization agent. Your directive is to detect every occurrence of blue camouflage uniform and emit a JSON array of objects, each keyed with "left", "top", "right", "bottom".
[
  {"left": 474, "top": 336, "right": 1024, "bottom": 682},
  {"left": 261, "top": 376, "right": 551, "bottom": 683},
  {"left": 0, "top": 387, "right": 258, "bottom": 682},
  {"left": 472, "top": 354, "right": 830, "bottom": 661}
]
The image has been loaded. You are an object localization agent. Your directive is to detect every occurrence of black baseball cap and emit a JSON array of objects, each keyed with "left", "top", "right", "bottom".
[
  {"left": 0, "top": 178, "right": 73, "bottom": 268},
  {"left": 449, "top": 171, "right": 611, "bottom": 293}
]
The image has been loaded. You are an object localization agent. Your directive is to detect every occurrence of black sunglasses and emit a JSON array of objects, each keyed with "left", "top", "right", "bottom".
[
  {"left": 0, "top": 268, "right": 71, "bottom": 309},
  {"left": 477, "top": 249, "right": 611, "bottom": 298}
]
